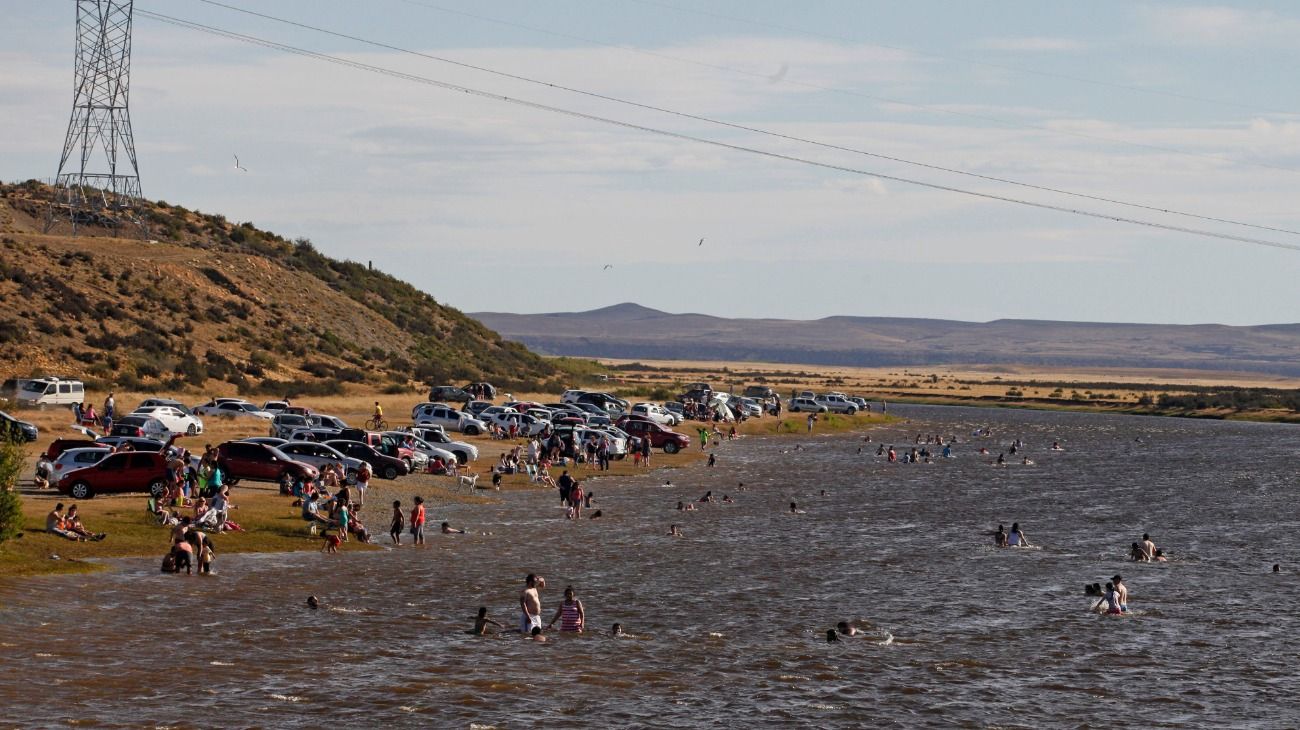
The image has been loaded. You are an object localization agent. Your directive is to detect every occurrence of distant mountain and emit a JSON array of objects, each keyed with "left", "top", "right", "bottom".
[{"left": 472, "top": 303, "right": 1300, "bottom": 377}]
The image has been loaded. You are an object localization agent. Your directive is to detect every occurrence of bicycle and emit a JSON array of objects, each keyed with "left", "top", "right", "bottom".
[{"left": 364, "top": 417, "right": 389, "bottom": 431}]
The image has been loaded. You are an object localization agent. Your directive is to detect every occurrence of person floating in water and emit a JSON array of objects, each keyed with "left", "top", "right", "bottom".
[
  {"left": 668, "top": 524, "right": 683, "bottom": 537},
  {"left": 790, "top": 502, "right": 805, "bottom": 514},
  {"left": 611, "top": 623, "right": 626, "bottom": 637},
  {"left": 1084, "top": 583, "right": 1102, "bottom": 597},
  {"left": 836, "top": 621, "right": 858, "bottom": 637},
  {"left": 826, "top": 629, "right": 840, "bottom": 643},
  {"left": 307, "top": 595, "right": 320, "bottom": 610}
]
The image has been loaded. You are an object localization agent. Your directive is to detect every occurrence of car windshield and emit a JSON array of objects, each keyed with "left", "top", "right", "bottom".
[{"left": 268, "top": 446, "right": 295, "bottom": 461}]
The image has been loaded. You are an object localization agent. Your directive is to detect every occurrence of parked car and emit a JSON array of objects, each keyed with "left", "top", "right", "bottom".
[
  {"left": 679, "top": 387, "right": 713, "bottom": 403},
  {"left": 48, "top": 447, "right": 114, "bottom": 480},
  {"left": 194, "top": 400, "right": 275, "bottom": 420},
  {"left": 309, "top": 414, "right": 349, "bottom": 431},
  {"left": 428, "top": 385, "right": 472, "bottom": 403},
  {"left": 43, "top": 437, "right": 99, "bottom": 462},
  {"left": 729, "top": 397, "right": 764, "bottom": 418},
  {"left": 848, "top": 396, "right": 871, "bottom": 412},
  {"left": 216, "top": 441, "right": 319, "bottom": 486},
  {"left": 483, "top": 411, "right": 549, "bottom": 436},
  {"left": 743, "top": 385, "right": 776, "bottom": 399},
  {"left": 131, "top": 405, "right": 205, "bottom": 435},
  {"left": 260, "top": 400, "right": 290, "bottom": 414},
  {"left": 94, "top": 436, "right": 168, "bottom": 452},
  {"left": 56, "top": 450, "right": 169, "bottom": 499},
  {"left": 383, "top": 431, "right": 455, "bottom": 469},
  {"left": 464, "top": 400, "right": 494, "bottom": 417},
  {"left": 286, "top": 427, "right": 345, "bottom": 443},
  {"left": 576, "top": 392, "right": 628, "bottom": 414},
  {"left": 14, "top": 377, "right": 85, "bottom": 407},
  {"left": 276, "top": 441, "right": 364, "bottom": 483},
  {"left": 560, "top": 389, "right": 588, "bottom": 404},
  {"left": 630, "top": 403, "right": 681, "bottom": 427},
  {"left": 788, "top": 397, "right": 827, "bottom": 413},
  {"left": 397, "top": 426, "right": 479, "bottom": 464},
  {"left": 110, "top": 415, "right": 171, "bottom": 441},
  {"left": 814, "top": 394, "right": 858, "bottom": 414},
  {"left": 241, "top": 436, "right": 289, "bottom": 448},
  {"left": 662, "top": 401, "right": 685, "bottom": 416},
  {"left": 463, "top": 382, "right": 497, "bottom": 400},
  {"left": 412, "top": 403, "right": 486, "bottom": 435},
  {"left": 614, "top": 417, "right": 691, "bottom": 453},
  {"left": 270, "top": 413, "right": 313, "bottom": 439},
  {"left": 324, "top": 439, "right": 409, "bottom": 480},
  {"left": 136, "top": 398, "right": 199, "bottom": 417},
  {"left": 0, "top": 410, "right": 39, "bottom": 442}
]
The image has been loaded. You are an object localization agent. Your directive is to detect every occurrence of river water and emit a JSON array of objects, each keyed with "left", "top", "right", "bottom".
[{"left": 2, "top": 405, "right": 1298, "bottom": 728}]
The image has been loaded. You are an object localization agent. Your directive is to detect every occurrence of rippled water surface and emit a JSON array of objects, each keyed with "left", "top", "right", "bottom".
[{"left": 3, "top": 405, "right": 1299, "bottom": 728}]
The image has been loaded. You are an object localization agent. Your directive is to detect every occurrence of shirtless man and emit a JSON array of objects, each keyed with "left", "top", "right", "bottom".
[
  {"left": 1112, "top": 574, "right": 1129, "bottom": 613},
  {"left": 519, "top": 574, "right": 543, "bottom": 634},
  {"left": 1141, "top": 533, "right": 1157, "bottom": 561}
]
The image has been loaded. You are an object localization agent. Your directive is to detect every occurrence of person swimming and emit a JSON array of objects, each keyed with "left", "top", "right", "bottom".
[
  {"left": 826, "top": 629, "right": 840, "bottom": 643},
  {"left": 307, "top": 595, "right": 320, "bottom": 610},
  {"left": 836, "top": 621, "right": 858, "bottom": 637},
  {"left": 1084, "top": 583, "right": 1102, "bottom": 597},
  {"left": 611, "top": 623, "right": 625, "bottom": 637}
]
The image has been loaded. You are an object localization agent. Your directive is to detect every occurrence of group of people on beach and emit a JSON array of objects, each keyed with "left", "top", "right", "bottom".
[{"left": 45, "top": 503, "right": 105, "bottom": 542}]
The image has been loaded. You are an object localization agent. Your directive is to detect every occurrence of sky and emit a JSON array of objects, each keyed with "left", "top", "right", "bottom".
[{"left": 4, "top": 0, "right": 1300, "bottom": 325}]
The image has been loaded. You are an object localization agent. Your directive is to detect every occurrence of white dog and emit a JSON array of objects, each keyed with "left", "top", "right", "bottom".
[{"left": 457, "top": 473, "right": 480, "bottom": 492}]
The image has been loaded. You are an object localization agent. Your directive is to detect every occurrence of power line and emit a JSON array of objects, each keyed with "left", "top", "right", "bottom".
[
  {"left": 625, "top": 0, "right": 1297, "bottom": 116},
  {"left": 390, "top": 0, "right": 1300, "bottom": 177},
  {"left": 134, "top": 9, "right": 1300, "bottom": 254},
  {"left": 180, "top": 0, "right": 1300, "bottom": 239}
]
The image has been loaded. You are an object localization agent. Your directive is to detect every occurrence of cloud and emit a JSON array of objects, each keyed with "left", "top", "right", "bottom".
[
  {"left": 1137, "top": 4, "right": 1300, "bottom": 46},
  {"left": 970, "top": 37, "right": 1089, "bottom": 52}
]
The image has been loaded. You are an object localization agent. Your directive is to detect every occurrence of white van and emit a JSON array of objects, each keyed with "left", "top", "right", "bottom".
[{"left": 15, "top": 377, "right": 86, "bottom": 406}]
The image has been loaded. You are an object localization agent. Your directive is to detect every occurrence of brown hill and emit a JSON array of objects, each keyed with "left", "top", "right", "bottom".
[
  {"left": 0, "top": 181, "right": 557, "bottom": 395},
  {"left": 472, "top": 303, "right": 1300, "bottom": 378}
]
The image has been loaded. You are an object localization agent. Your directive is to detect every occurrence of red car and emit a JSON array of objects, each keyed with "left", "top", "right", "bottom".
[
  {"left": 43, "top": 438, "right": 98, "bottom": 462},
  {"left": 57, "top": 451, "right": 169, "bottom": 499},
  {"left": 615, "top": 417, "right": 691, "bottom": 454},
  {"left": 216, "top": 441, "right": 319, "bottom": 487}
]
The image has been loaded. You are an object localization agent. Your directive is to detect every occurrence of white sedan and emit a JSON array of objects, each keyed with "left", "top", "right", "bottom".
[
  {"left": 630, "top": 403, "right": 680, "bottom": 426},
  {"left": 193, "top": 400, "right": 275, "bottom": 421},
  {"left": 132, "top": 405, "right": 205, "bottom": 435}
]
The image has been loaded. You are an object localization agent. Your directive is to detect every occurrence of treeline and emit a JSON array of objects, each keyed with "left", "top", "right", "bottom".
[{"left": 1156, "top": 388, "right": 1300, "bottom": 412}]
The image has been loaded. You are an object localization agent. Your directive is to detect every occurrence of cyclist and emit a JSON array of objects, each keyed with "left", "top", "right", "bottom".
[{"left": 373, "top": 402, "right": 383, "bottom": 421}]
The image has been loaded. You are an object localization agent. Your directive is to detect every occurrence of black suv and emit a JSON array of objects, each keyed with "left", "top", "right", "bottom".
[{"left": 429, "top": 385, "right": 471, "bottom": 402}]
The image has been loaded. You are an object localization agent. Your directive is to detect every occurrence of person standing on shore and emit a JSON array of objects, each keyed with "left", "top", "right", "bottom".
[
  {"left": 410, "top": 496, "right": 426, "bottom": 546},
  {"left": 807, "top": 413, "right": 816, "bottom": 433},
  {"left": 520, "top": 574, "right": 543, "bottom": 633},
  {"left": 104, "top": 392, "right": 115, "bottom": 421}
]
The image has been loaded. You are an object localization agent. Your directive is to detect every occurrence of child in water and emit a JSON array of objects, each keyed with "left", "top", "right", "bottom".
[
  {"left": 471, "top": 607, "right": 503, "bottom": 635},
  {"left": 389, "top": 500, "right": 403, "bottom": 545}
]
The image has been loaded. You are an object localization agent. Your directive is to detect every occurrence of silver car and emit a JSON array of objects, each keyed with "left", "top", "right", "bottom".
[{"left": 276, "top": 441, "right": 364, "bottom": 483}]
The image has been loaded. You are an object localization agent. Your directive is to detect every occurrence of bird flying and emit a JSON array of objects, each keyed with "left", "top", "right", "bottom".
[
  {"left": 603, "top": 264, "right": 614, "bottom": 270},
  {"left": 698, "top": 238, "right": 705, "bottom": 246},
  {"left": 233, "top": 154, "right": 247, "bottom": 172}
]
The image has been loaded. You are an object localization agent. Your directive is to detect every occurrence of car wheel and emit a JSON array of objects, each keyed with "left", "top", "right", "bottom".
[
  {"left": 70, "top": 481, "right": 93, "bottom": 499},
  {"left": 383, "top": 465, "right": 399, "bottom": 480},
  {"left": 148, "top": 480, "right": 166, "bottom": 498},
  {"left": 403, "top": 458, "right": 413, "bottom": 472},
  {"left": 847, "top": 407, "right": 857, "bottom": 415},
  {"left": 663, "top": 442, "right": 680, "bottom": 454},
  {"left": 186, "top": 424, "right": 197, "bottom": 436},
  {"left": 464, "top": 425, "right": 481, "bottom": 436},
  {"left": 455, "top": 453, "right": 468, "bottom": 465}
]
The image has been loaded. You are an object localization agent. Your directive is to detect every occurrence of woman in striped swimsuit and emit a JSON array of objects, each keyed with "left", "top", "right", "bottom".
[{"left": 547, "top": 586, "right": 586, "bottom": 633}]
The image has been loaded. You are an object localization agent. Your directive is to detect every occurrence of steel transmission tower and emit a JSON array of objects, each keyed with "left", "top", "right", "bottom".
[{"left": 51, "top": 0, "right": 142, "bottom": 234}]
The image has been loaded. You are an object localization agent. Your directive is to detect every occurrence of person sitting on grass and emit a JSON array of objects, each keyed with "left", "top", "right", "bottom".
[
  {"left": 302, "top": 493, "right": 337, "bottom": 529},
  {"left": 63, "top": 505, "right": 106, "bottom": 541},
  {"left": 45, "top": 503, "right": 81, "bottom": 541}
]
